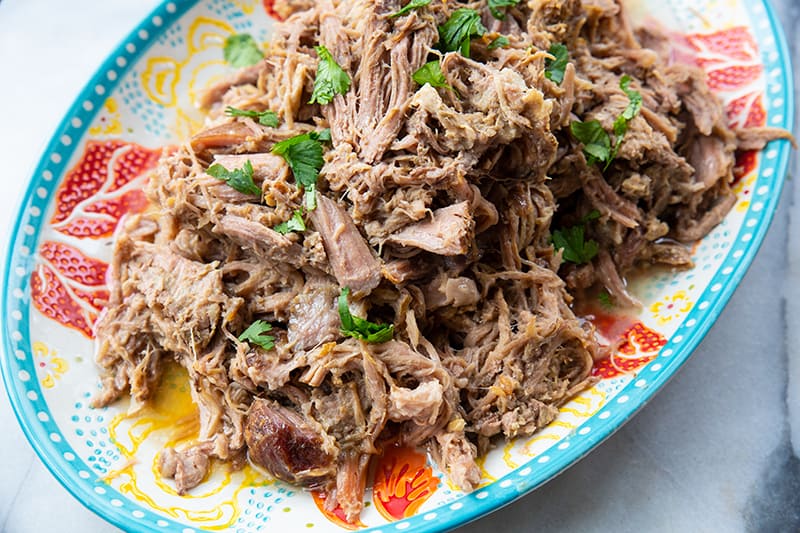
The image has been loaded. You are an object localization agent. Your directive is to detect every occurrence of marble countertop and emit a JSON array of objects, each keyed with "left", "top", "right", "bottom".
[{"left": 1, "top": 1, "right": 798, "bottom": 531}]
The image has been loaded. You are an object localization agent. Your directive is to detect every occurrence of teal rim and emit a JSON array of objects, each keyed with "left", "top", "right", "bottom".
[{"left": 1, "top": 1, "right": 794, "bottom": 532}]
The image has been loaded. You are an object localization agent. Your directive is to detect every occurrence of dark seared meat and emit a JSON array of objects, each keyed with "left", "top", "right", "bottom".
[{"left": 245, "top": 399, "right": 337, "bottom": 488}]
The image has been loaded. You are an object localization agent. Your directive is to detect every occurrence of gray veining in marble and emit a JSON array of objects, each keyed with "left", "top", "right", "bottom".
[{"left": 1, "top": 0, "right": 798, "bottom": 532}]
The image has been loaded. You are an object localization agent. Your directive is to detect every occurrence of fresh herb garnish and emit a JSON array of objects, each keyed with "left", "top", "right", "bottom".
[
  {"left": 552, "top": 224, "right": 599, "bottom": 265},
  {"left": 238, "top": 320, "right": 275, "bottom": 350},
  {"left": 438, "top": 8, "right": 487, "bottom": 57},
  {"left": 206, "top": 160, "right": 262, "bottom": 196},
  {"left": 488, "top": 0, "right": 520, "bottom": 20},
  {"left": 571, "top": 76, "right": 642, "bottom": 168},
  {"left": 271, "top": 130, "right": 331, "bottom": 210},
  {"left": 610, "top": 75, "right": 643, "bottom": 161},
  {"left": 225, "top": 106, "right": 279, "bottom": 127},
  {"left": 598, "top": 290, "right": 614, "bottom": 310},
  {"left": 544, "top": 43, "right": 569, "bottom": 85},
  {"left": 223, "top": 34, "right": 264, "bottom": 67},
  {"left": 412, "top": 60, "right": 452, "bottom": 90},
  {"left": 273, "top": 210, "right": 306, "bottom": 235},
  {"left": 488, "top": 35, "right": 510, "bottom": 50},
  {"left": 338, "top": 287, "right": 394, "bottom": 343},
  {"left": 390, "top": 0, "right": 431, "bottom": 18},
  {"left": 570, "top": 120, "right": 611, "bottom": 166},
  {"left": 583, "top": 209, "right": 601, "bottom": 223},
  {"left": 310, "top": 45, "right": 352, "bottom": 105}
]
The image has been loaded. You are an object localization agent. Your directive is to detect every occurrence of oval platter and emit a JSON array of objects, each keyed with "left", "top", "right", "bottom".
[{"left": 1, "top": 0, "right": 794, "bottom": 532}]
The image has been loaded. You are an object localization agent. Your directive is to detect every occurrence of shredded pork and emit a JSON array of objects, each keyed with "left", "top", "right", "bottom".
[{"left": 93, "top": 0, "right": 790, "bottom": 521}]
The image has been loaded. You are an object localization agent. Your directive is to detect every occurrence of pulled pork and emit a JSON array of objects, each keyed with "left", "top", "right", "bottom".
[{"left": 93, "top": 0, "right": 788, "bottom": 521}]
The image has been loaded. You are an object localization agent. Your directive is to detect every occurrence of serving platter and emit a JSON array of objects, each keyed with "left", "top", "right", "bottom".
[{"left": 1, "top": 1, "right": 793, "bottom": 531}]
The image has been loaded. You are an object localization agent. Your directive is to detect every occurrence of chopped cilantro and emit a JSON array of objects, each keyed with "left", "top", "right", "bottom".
[
  {"left": 274, "top": 210, "right": 306, "bottom": 235},
  {"left": 598, "top": 290, "right": 614, "bottom": 310},
  {"left": 206, "top": 160, "right": 261, "bottom": 196},
  {"left": 310, "top": 45, "right": 352, "bottom": 105},
  {"left": 570, "top": 75, "right": 643, "bottom": 168},
  {"left": 488, "top": 35, "right": 510, "bottom": 50},
  {"left": 552, "top": 224, "right": 599, "bottom": 265},
  {"left": 238, "top": 320, "right": 275, "bottom": 350},
  {"left": 390, "top": 0, "right": 431, "bottom": 18},
  {"left": 545, "top": 43, "right": 569, "bottom": 85},
  {"left": 610, "top": 75, "right": 643, "bottom": 161},
  {"left": 338, "top": 287, "right": 394, "bottom": 344},
  {"left": 488, "top": 0, "right": 520, "bottom": 20},
  {"left": 223, "top": 34, "right": 264, "bottom": 67},
  {"left": 438, "top": 8, "right": 487, "bottom": 57},
  {"left": 570, "top": 120, "right": 611, "bottom": 166},
  {"left": 225, "top": 106, "right": 279, "bottom": 128},
  {"left": 412, "top": 60, "right": 452, "bottom": 90},
  {"left": 271, "top": 130, "right": 331, "bottom": 210}
]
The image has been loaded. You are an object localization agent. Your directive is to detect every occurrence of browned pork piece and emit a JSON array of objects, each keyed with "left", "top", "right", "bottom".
[{"left": 94, "top": 0, "right": 791, "bottom": 521}]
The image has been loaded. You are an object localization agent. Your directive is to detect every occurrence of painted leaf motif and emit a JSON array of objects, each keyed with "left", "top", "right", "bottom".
[
  {"left": 373, "top": 446, "right": 439, "bottom": 521},
  {"left": 592, "top": 322, "right": 667, "bottom": 379},
  {"left": 687, "top": 26, "right": 759, "bottom": 62},
  {"left": 685, "top": 26, "right": 762, "bottom": 91},
  {"left": 30, "top": 241, "right": 109, "bottom": 338},
  {"left": 51, "top": 140, "right": 161, "bottom": 238},
  {"left": 726, "top": 92, "right": 766, "bottom": 129}
]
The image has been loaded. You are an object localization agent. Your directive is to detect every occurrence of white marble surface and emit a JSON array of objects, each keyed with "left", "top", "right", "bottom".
[{"left": 0, "top": 1, "right": 798, "bottom": 532}]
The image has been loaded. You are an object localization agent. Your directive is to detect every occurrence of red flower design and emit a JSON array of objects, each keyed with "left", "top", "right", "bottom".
[
  {"left": 50, "top": 140, "right": 161, "bottom": 239},
  {"left": 30, "top": 241, "right": 109, "bottom": 338},
  {"left": 592, "top": 322, "right": 667, "bottom": 379},
  {"left": 373, "top": 446, "right": 439, "bottom": 522},
  {"left": 727, "top": 92, "right": 766, "bottom": 129},
  {"left": 686, "top": 26, "right": 763, "bottom": 91},
  {"left": 262, "top": 0, "right": 284, "bottom": 20}
]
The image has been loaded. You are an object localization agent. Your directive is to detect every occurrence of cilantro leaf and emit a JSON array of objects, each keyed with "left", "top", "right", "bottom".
[
  {"left": 570, "top": 76, "right": 643, "bottom": 169},
  {"left": 619, "top": 75, "right": 643, "bottom": 120},
  {"left": 271, "top": 130, "right": 331, "bottom": 210},
  {"left": 488, "top": 35, "right": 510, "bottom": 50},
  {"left": 582, "top": 209, "right": 601, "bottom": 223},
  {"left": 488, "top": 0, "right": 520, "bottom": 20},
  {"left": 273, "top": 210, "right": 306, "bottom": 235},
  {"left": 206, "top": 160, "right": 262, "bottom": 196},
  {"left": 545, "top": 43, "right": 569, "bottom": 85},
  {"left": 338, "top": 287, "right": 394, "bottom": 344},
  {"left": 412, "top": 60, "right": 452, "bottom": 90},
  {"left": 238, "top": 320, "right": 275, "bottom": 350},
  {"left": 310, "top": 45, "right": 352, "bottom": 105},
  {"left": 223, "top": 34, "right": 264, "bottom": 67},
  {"left": 390, "top": 0, "right": 431, "bottom": 18},
  {"left": 225, "top": 106, "right": 279, "bottom": 127},
  {"left": 609, "top": 75, "right": 643, "bottom": 163},
  {"left": 598, "top": 290, "right": 614, "bottom": 310},
  {"left": 438, "top": 8, "right": 487, "bottom": 57},
  {"left": 552, "top": 224, "right": 599, "bottom": 265},
  {"left": 570, "top": 120, "right": 611, "bottom": 166}
]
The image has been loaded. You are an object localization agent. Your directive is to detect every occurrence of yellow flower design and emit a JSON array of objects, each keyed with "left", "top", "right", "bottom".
[
  {"left": 33, "top": 341, "right": 69, "bottom": 389},
  {"left": 649, "top": 290, "right": 693, "bottom": 325},
  {"left": 140, "top": 14, "right": 265, "bottom": 139},
  {"left": 733, "top": 172, "right": 757, "bottom": 213},
  {"left": 88, "top": 98, "right": 123, "bottom": 136}
]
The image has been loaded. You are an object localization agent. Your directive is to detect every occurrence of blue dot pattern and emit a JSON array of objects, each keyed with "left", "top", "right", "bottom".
[{"left": 0, "top": 0, "right": 794, "bottom": 532}]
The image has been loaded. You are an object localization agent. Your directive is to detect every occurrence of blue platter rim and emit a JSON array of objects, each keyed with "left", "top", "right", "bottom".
[{"left": 1, "top": 1, "right": 794, "bottom": 531}]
